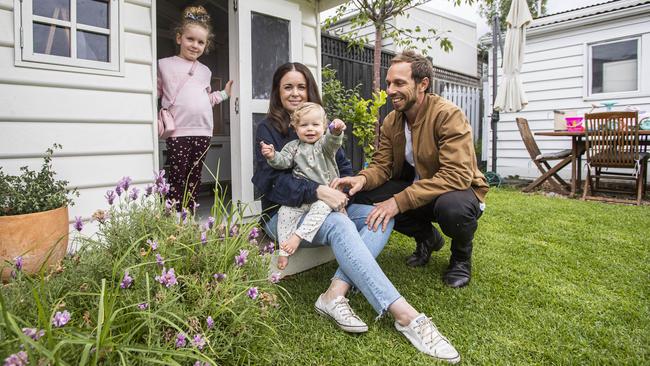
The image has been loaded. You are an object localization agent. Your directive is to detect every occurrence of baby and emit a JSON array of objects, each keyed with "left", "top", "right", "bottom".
[{"left": 260, "top": 102, "right": 346, "bottom": 270}]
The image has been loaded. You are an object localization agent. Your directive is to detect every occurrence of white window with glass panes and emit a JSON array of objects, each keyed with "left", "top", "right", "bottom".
[
  {"left": 586, "top": 37, "right": 641, "bottom": 98},
  {"left": 15, "top": 0, "right": 120, "bottom": 72}
]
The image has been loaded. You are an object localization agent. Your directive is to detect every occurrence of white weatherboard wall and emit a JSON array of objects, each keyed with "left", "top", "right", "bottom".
[
  {"left": 0, "top": 0, "right": 158, "bottom": 228},
  {"left": 487, "top": 9, "right": 650, "bottom": 179}
]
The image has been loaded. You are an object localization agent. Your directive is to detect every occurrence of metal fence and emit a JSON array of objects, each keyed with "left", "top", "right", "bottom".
[
  {"left": 435, "top": 82, "right": 482, "bottom": 142},
  {"left": 321, "top": 34, "right": 483, "bottom": 170}
]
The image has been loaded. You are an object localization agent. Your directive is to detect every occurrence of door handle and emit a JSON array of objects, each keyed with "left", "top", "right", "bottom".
[{"left": 235, "top": 97, "right": 239, "bottom": 115}]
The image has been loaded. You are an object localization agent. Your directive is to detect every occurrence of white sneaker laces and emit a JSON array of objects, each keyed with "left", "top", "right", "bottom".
[
  {"left": 333, "top": 297, "right": 360, "bottom": 321},
  {"left": 414, "top": 316, "right": 446, "bottom": 350}
]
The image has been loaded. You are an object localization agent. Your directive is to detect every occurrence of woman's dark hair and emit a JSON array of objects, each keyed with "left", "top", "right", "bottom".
[{"left": 267, "top": 62, "right": 322, "bottom": 136}]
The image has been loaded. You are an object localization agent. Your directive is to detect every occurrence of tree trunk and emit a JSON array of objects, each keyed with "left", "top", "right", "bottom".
[{"left": 373, "top": 25, "right": 382, "bottom": 149}]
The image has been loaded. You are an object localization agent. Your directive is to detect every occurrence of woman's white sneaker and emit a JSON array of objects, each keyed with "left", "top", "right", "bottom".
[
  {"left": 314, "top": 294, "right": 368, "bottom": 333},
  {"left": 394, "top": 313, "right": 460, "bottom": 364}
]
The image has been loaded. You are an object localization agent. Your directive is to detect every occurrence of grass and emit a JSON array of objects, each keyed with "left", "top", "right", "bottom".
[{"left": 272, "top": 188, "right": 649, "bottom": 365}]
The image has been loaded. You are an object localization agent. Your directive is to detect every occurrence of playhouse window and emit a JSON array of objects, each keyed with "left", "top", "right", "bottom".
[
  {"left": 589, "top": 38, "right": 639, "bottom": 95},
  {"left": 18, "top": 0, "right": 120, "bottom": 72}
]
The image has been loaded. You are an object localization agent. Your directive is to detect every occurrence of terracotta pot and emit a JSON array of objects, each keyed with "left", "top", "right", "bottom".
[{"left": 0, "top": 206, "right": 69, "bottom": 281}]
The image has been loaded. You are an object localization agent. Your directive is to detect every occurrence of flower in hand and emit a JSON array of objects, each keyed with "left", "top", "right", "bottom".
[
  {"left": 260, "top": 141, "right": 275, "bottom": 159},
  {"left": 329, "top": 119, "right": 346, "bottom": 135}
]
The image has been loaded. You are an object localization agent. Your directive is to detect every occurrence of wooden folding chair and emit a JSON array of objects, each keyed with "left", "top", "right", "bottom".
[
  {"left": 516, "top": 118, "right": 574, "bottom": 194},
  {"left": 582, "top": 111, "right": 649, "bottom": 205}
]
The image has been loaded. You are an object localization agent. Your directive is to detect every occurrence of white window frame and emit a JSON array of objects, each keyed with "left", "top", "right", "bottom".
[
  {"left": 14, "top": 0, "right": 123, "bottom": 75},
  {"left": 583, "top": 36, "right": 642, "bottom": 100}
]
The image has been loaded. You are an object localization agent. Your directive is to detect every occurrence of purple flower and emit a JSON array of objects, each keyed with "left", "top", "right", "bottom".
[
  {"left": 73, "top": 216, "right": 83, "bottom": 232},
  {"left": 201, "top": 232, "right": 207, "bottom": 245},
  {"left": 175, "top": 332, "right": 187, "bottom": 348},
  {"left": 22, "top": 327, "right": 45, "bottom": 340},
  {"left": 234, "top": 249, "right": 249, "bottom": 267},
  {"left": 213, "top": 273, "right": 226, "bottom": 282},
  {"left": 229, "top": 225, "right": 239, "bottom": 237},
  {"left": 158, "top": 183, "right": 170, "bottom": 196},
  {"left": 14, "top": 256, "right": 23, "bottom": 272},
  {"left": 3, "top": 351, "right": 28, "bottom": 366},
  {"left": 164, "top": 199, "right": 174, "bottom": 214},
  {"left": 270, "top": 272, "right": 281, "bottom": 284},
  {"left": 129, "top": 187, "right": 140, "bottom": 201},
  {"left": 144, "top": 184, "right": 155, "bottom": 197},
  {"left": 260, "top": 242, "right": 275, "bottom": 255},
  {"left": 147, "top": 239, "right": 158, "bottom": 251},
  {"left": 105, "top": 190, "right": 116, "bottom": 205},
  {"left": 155, "top": 267, "right": 177, "bottom": 287},
  {"left": 206, "top": 316, "right": 214, "bottom": 329},
  {"left": 249, "top": 227, "right": 260, "bottom": 241},
  {"left": 154, "top": 169, "right": 166, "bottom": 186},
  {"left": 180, "top": 208, "right": 188, "bottom": 223},
  {"left": 207, "top": 216, "right": 215, "bottom": 229},
  {"left": 192, "top": 334, "right": 207, "bottom": 350},
  {"left": 118, "top": 176, "right": 132, "bottom": 191},
  {"left": 120, "top": 271, "right": 133, "bottom": 289},
  {"left": 52, "top": 310, "right": 71, "bottom": 327},
  {"left": 193, "top": 362, "right": 209, "bottom": 366},
  {"left": 137, "top": 302, "right": 149, "bottom": 310},
  {"left": 155, "top": 254, "right": 164, "bottom": 267},
  {"left": 247, "top": 287, "right": 259, "bottom": 300},
  {"left": 115, "top": 184, "right": 123, "bottom": 196}
]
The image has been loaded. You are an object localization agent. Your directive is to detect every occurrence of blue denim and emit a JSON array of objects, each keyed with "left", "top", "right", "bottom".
[{"left": 264, "top": 203, "right": 402, "bottom": 315}]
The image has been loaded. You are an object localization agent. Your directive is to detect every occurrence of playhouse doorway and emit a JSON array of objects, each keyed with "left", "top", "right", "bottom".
[{"left": 156, "top": 0, "right": 231, "bottom": 212}]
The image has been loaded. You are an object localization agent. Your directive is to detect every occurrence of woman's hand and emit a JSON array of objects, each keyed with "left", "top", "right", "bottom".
[
  {"left": 224, "top": 80, "right": 234, "bottom": 97},
  {"left": 316, "top": 185, "right": 349, "bottom": 211}
]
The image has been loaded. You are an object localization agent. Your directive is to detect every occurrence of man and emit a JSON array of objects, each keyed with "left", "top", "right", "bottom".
[{"left": 333, "top": 50, "right": 488, "bottom": 288}]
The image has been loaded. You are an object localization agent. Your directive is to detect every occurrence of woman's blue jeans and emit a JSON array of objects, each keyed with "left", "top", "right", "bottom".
[{"left": 264, "top": 203, "right": 402, "bottom": 315}]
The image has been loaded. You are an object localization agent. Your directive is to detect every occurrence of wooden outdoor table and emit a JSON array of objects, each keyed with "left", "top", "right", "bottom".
[{"left": 534, "top": 130, "right": 650, "bottom": 197}]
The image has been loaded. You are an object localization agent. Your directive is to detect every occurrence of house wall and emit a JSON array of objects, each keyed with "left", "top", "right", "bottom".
[
  {"left": 487, "top": 11, "right": 650, "bottom": 179},
  {"left": 297, "top": 1, "right": 322, "bottom": 85},
  {"left": 327, "top": 6, "right": 477, "bottom": 77},
  {"left": 0, "top": 0, "right": 157, "bottom": 226}
]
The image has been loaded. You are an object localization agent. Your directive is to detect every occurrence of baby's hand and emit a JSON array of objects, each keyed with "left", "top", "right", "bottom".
[
  {"left": 260, "top": 141, "right": 275, "bottom": 159},
  {"left": 329, "top": 119, "right": 346, "bottom": 135},
  {"left": 224, "top": 80, "right": 234, "bottom": 97}
]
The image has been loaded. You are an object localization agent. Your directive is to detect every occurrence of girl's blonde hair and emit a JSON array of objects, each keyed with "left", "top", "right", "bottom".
[
  {"left": 290, "top": 102, "right": 328, "bottom": 130},
  {"left": 174, "top": 5, "right": 214, "bottom": 53}
]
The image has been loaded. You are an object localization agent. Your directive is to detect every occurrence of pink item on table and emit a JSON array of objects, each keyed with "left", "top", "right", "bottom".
[{"left": 565, "top": 117, "right": 584, "bottom": 132}]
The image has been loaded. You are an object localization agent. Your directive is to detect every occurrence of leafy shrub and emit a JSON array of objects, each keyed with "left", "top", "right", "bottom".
[
  {"left": 322, "top": 66, "right": 386, "bottom": 165},
  {"left": 0, "top": 172, "right": 283, "bottom": 365},
  {"left": 0, "top": 144, "right": 78, "bottom": 216}
]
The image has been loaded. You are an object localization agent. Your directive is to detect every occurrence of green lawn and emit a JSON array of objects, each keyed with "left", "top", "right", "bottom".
[{"left": 272, "top": 188, "right": 649, "bottom": 365}]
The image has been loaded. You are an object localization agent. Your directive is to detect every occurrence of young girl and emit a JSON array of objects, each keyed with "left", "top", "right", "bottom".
[
  {"left": 157, "top": 5, "right": 233, "bottom": 210},
  {"left": 260, "top": 103, "right": 346, "bottom": 270}
]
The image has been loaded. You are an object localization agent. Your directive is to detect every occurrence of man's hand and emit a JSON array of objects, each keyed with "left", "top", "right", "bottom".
[
  {"left": 366, "top": 197, "right": 399, "bottom": 232},
  {"left": 330, "top": 175, "right": 366, "bottom": 196},
  {"left": 260, "top": 141, "right": 275, "bottom": 159},
  {"left": 329, "top": 118, "right": 346, "bottom": 135}
]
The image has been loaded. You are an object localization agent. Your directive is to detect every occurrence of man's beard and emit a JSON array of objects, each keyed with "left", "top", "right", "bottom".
[{"left": 392, "top": 92, "right": 416, "bottom": 112}]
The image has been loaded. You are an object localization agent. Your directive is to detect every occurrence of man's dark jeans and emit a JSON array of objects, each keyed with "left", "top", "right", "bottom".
[{"left": 353, "top": 180, "right": 483, "bottom": 262}]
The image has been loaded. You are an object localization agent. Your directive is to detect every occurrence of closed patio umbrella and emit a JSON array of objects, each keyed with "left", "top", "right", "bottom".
[{"left": 494, "top": 0, "right": 533, "bottom": 112}]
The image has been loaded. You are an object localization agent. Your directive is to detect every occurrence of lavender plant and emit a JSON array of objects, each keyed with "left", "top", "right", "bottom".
[
  {"left": 0, "top": 144, "right": 78, "bottom": 216},
  {"left": 0, "top": 171, "right": 283, "bottom": 365}
]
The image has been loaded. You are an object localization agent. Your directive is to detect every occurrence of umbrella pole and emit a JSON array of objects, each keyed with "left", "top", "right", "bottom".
[{"left": 490, "top": 14, "right": 500, "bottom": 174}]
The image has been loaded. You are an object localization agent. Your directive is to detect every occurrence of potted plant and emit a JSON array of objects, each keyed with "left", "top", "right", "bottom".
[{"left": 0, "top": 144, "right": 78, "bottom": 281}]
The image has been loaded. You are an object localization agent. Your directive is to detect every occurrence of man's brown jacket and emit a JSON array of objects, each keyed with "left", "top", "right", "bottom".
[{"left": 359, "top": 94, "right": 489, "bottom": 212}]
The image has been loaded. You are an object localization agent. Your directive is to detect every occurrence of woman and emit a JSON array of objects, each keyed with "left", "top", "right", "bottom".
[{"left": 251, "top": 62, "right": 460, "bottom": 364}]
